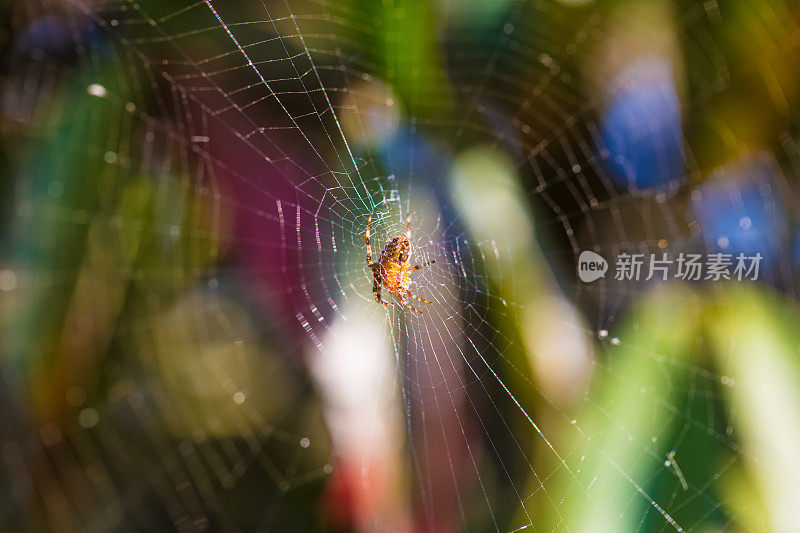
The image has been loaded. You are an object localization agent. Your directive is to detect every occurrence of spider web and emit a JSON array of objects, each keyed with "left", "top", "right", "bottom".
[{"left": 1, "top": 0, "right": 798, "bottom": 531}]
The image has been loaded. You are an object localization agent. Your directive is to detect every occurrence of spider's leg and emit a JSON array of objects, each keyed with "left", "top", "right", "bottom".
[
  {"left": 405, "top": 213, "right": 411, "bottom": 241},
  {"left": 374, "top": 279, "right": 392, "bottom": 306},
  {"left": 409, "top": 260, "right": 436, "bottom": 273},
  {"left": 405, "top": 289, "right": 431, "bottom": 304},
  {"left": 395, "top": 293, "right": 422, "bottom": 314},
  {"left": 366, "top": 213, "right": 373, "bottom": 266}
]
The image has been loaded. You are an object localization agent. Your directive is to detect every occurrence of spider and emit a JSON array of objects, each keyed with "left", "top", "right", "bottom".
[{"left": 366, "top": 212, "right": 435, "bottom": 314}]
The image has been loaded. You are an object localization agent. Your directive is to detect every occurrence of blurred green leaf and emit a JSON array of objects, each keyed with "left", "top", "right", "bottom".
[
  {"left": 707, "top": 286, "right": 800, "bottom": 532},
  {"left": 532, "top": 286, "right": 703, "bottom": 532}
]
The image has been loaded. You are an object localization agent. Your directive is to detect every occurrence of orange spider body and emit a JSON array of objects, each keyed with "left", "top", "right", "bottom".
[
  {"left": 366, "top": 214, "right": 434, "bottom": 313},
  {"left": 373, "top": 235, "right": 413, "bottom": 291}
]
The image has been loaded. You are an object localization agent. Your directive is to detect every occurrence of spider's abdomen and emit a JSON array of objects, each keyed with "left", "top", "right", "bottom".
[{"left": 379, "top": 235, "right": 410, "bottom": 265}]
